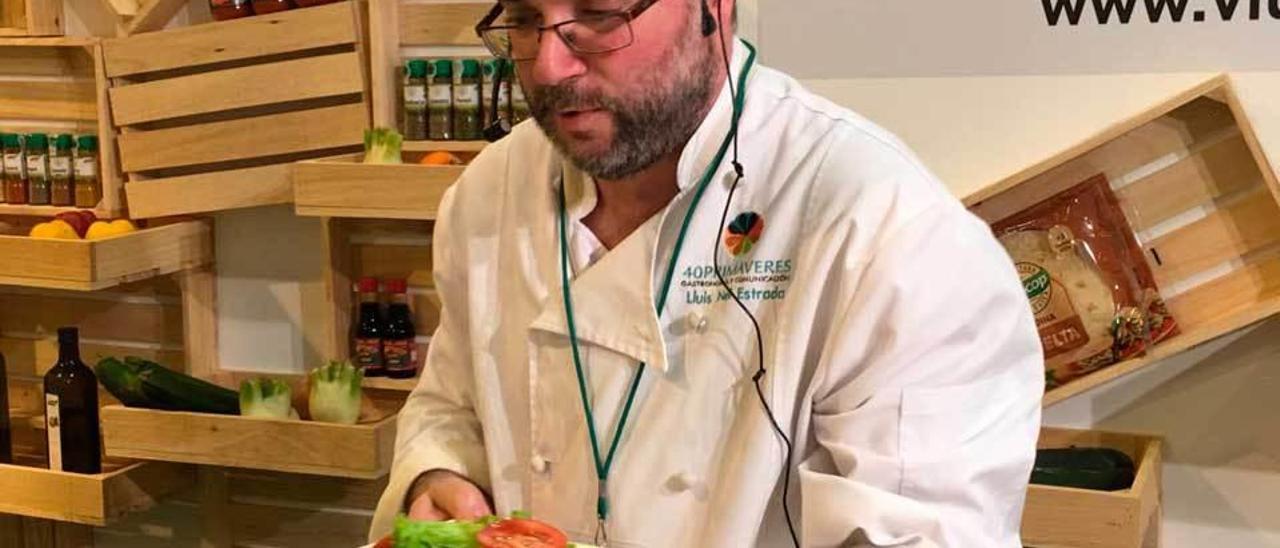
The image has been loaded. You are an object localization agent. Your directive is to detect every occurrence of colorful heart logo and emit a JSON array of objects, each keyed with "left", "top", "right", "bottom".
[{"left": 724, "top": 212, "right": 764, "bottom": 257}]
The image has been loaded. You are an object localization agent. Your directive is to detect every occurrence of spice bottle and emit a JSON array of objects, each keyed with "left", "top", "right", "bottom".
[
  {"left": 402, "top": 60, "right": 429, "bottom": 141},
  {"left": 427, "top": 60, "right": 454, "bottom": 141},
  {"left": 453, "top": 59, "right": 483, "bottom": 140},
  {"left": 74, "top": 136, "right": 101, "bottom": 209},
  {"left": 382, "top": 278, "right": 418, "bottom": 379},
  {"left": 251, "top": 0, "right": 292, "bottom": 15},
  {"left": 2, "top": 133, "right": 26, "bottom": 205},
  {"left": 50, "top": 134, "right": 75, "bottom": 206},
  {"left": 509, "top": 63, "right": 530, "bottom": 124},
  {"left": 353, "top": 277, "right": 386, "bottom": 377},
  {"left": 481, "top": 59, "right": 512, "bottom": 130},
  {"left": 25, "top": 134, "right": 51, "bottom": 206},
  {"left": 209, "top": 0, "right": 253, "bottom": 21}
]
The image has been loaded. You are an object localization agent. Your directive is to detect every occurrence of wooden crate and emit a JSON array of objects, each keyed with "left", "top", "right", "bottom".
[
  {"left": 1022, "top": 427, "right": 1162, "bottom": 548},
  {"left": 964, "top": 75, "right": 1280, "bottom": 406},
  {"left": 100, "top": 378, "right": 403, "bottom": 479},
  {"left": 101, "top": 2, "right": 371, "bottom": 219},
  {"left": 0, "top": 0, "right": 62, "bottom": 36},
  {"left": 0, "top": 221, "right": 211, "bottom": 290},
  {"left": 0, "top": 38, "right": 125, "bottom": 218},
  {"left": 293, "top": 153, "right": 466, "bottom": 219}
]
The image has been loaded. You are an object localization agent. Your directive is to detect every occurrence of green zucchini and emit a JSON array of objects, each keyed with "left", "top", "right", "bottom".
[
  {"left": 95, "top": 357, "right": 152, "bottom": 408},
  {"left": 97, "top": 356, "right": 240, "bottom": 415},
  {"left": 1031, "top": 447, "right": 1136, "bottom": 491}
]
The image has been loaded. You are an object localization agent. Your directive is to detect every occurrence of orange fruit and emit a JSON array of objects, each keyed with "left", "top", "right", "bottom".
[{"left": 418, "top": 151, "right": 462, "bottom": 166}]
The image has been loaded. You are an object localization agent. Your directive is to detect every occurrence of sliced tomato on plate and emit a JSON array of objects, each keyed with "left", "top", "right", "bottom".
[
  {"left": 476, "top": 518, "right": 569, "bottom": 548},
  {"left": 372, "top": 535, "right": 394, "bottom": 548}
]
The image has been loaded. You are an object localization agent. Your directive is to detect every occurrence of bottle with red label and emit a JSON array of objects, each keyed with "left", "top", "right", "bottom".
[
  {"left": 353, "top": 277, "right": 386, "bottom": 377},
  {"left": 382, "top": 278, "right": 418, "bottom": 379}
]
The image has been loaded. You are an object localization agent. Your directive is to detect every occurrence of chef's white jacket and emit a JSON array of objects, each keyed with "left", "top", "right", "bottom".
[{"left": 371, "top": 39, "right": 1044, "bottom": 547}]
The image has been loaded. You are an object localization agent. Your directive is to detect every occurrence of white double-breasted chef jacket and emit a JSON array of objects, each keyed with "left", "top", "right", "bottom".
[{"left": 370, "top": 39, "right": 1044, "bottom": 547}]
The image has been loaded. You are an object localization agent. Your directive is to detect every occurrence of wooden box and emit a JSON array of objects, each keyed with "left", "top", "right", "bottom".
[
  {"left": 1022, "top": 427, "right": 1162, "bottom": 548},
  {"left": 293, "top": 153, "right": 466, "bottom": 220},
  {"left": 101, "top": 2, "right": 371, "bottom": 219},
  {"left": 965, "top": 75, "right": 1280, "bottom": 406},
  {"left": 0, "top": 38, "right": 125, "bottom": 218},
  {"left": 0, "top": 0, "right": 62, "bottom": 37},
  {"left": 0, "top": 221, "right": 211, "bottom": 290},
  {"left": 100, "top": 378, "right": 403, "bottom": 479}
]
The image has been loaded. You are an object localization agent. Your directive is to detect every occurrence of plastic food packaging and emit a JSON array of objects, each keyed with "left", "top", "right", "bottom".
[{"left": 993, "top": 174, "right": 1178, "bottom": 388}]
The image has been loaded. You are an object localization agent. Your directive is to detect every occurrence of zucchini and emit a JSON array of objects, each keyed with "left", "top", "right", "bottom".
[
  {"left": 1031, "top": 447, "right": 1136, "bottom": 491},
  {"left": 97, "top": 356, "right": 240, "bottom": 415}
]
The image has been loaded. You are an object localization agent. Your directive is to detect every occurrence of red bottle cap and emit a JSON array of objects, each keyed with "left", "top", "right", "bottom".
[
  {"left": 357, "top": 277, "right": 379, "bottom": 293},
  {"left": 384, "top": 278, "right": 408, "bottom": 293}
]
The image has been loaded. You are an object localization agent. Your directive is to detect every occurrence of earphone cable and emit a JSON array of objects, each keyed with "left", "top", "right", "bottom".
[{"left": 711, "top": 4, "right": 799, "bottom": 546}]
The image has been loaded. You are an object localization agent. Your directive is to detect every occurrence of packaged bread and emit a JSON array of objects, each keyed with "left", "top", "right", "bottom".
[{"left": 993, "top": 175, "right": 1178, "bottom": 388}]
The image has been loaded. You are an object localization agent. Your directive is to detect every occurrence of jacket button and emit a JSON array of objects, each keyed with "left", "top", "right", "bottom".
[
  {"left": 694, "top": 315, "right": 709, "bottom": 334},
  {"left": 530, "top": 455, "right": 549, "bottom": 474}
]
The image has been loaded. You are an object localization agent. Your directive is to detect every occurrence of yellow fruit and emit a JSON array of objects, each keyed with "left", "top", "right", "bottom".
[
  {"left": 29, "top": 220, "right": 79, "bottom": 240},
  {"left": 109, "top": 219, "right": 137, "bottom": 234},
  {"left": 85, "top": 221, "right": 113, "bottom": 240}
]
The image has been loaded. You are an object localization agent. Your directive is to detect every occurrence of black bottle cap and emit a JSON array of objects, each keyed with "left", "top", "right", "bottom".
[{"left": 57, "top": 326, "right": 79, "bottom": 345}]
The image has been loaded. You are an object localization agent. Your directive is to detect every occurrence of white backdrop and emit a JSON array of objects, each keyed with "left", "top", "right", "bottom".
[{"left": 760, "top": 0, "right": 1280, "bottom": 77}]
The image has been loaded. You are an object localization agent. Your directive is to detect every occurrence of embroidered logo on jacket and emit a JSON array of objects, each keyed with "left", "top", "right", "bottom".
[{"left": 724, "top": 212, "right": 764, "bottom": 257}]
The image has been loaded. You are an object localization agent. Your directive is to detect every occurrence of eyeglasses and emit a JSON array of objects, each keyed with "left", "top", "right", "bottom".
[{"left": 475, "top": 0, "right": 661, "bottom": 61}]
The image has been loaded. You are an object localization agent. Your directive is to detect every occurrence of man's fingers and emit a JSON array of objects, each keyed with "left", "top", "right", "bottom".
[
  {"left": 407, "top": 491, "right": 449, "bottom": 521},
  {"left": 427, "top": 474, "right": 493, "bottom": 520}
]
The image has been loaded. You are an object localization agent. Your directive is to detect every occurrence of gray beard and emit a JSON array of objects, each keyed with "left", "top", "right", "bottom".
[{"left": 529, "top": 47, "right": 718, "bottom": 180}]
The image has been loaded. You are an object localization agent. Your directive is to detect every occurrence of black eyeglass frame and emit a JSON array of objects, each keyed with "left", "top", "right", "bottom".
[{"left": 474, "top": 0, "right": 662, "bottom": 60}]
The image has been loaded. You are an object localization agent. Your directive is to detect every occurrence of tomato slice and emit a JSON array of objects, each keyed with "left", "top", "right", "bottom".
[
  {"left": 476, "top": 518, "right": 569, "bottom": 548},
  {"left": 373, "top": 535, "right": 394, "bottom": 548}
]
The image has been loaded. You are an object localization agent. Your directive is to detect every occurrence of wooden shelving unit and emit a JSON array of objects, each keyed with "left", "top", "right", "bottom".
[
  {"left": 0, "top": 0, "right": 63, "bottom": 37},
  {"left": 100, "top": 2, "right": 371, "bottom": 219},
  {"left": 964, "top": 75, "right": 1280, "bottom": 407},
  {"left": 1022, "top": 427, "right": 1163, "bottom": 547},
  {"left": 0, "top": 221, "right": 212, "bottom": 291},
  {"left": 0, "top": 38, "right": 125, "bottom": 218},
  {"left": 293, "top": 154, "right": 464, "bottom": 220}
]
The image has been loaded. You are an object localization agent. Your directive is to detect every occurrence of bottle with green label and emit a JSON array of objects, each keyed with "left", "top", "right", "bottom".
[
  {"left": 2, "top": 134, "right": 27, "bottom": 205},
  {"left": 509, "top": 63, "right": 530, "bottom": 124},
  {"left": 50, "top": 134, "right": 75, "bottom": 206},
  {"left": 74, "top": 135, "right": 101, "bottom": 209},
  {"left": 454, "top": 59, "right": 483, "bottom": 140},
  {"left": 25, "top": 134, "right": 51, "bottom": 205},
  {"left": 402, "top": 60, "right": 428, "bottom": 140},
  {"left": 427, "top": 59, "right": 454, "bottom": 140}
]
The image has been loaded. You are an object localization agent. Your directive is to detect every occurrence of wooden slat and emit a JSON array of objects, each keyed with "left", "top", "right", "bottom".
[
  {"left": 0, "top": 293, "right": 184, "bottom": 344},
  {"left": 124, "top": 163, "right": 294, "bottom": 219},
  {"left": 0, "top": 80, "right": 96, "bottom": 121},
  {"left": 1118, "top": 134, "right": 1261, "bottom": 231},
  {"left": 0, "top": 458, "right": 194, "bottom": 526},
  {"left": 1148, "top": 186, "right": 1280, "bottom": 287},
  {"left": 321, "top": 218, "right": 354, "bottom": 360},
  {"left": 228, "top": 471, "right": 388, "bottom": 510},
  {"left": 293, "top": 160, "right": 460, "bottom": 220},
  {"left": 0, "top": 46, "right": 87, "bottom": 76},
  {"left": 22, "top": 0, "right": 63, "bottom": 36},
  {"left": 402, "top": 140, "right": 488, "bottom": 152},
  {"left": 102, "top": 2, "right": 357, "bottom": 78},
  {"left": 0, "top": 335, "right": 184, "bottom": 376},
  {"left": 117, "top": 102, "right": 367, "bottom": 172},
  {"left": 228, "top": 502, "right": 372, "bottom": 547},
  {"left": 124, "top": 0, "right": 188, "bottom": 36},
  {"left": 94, "top": 42, "right": 126, "bottom": 218},
  {"left": 180, "top": 268, "right": 218, "bottom": 379},
  {"left": 110, "top": 52, "right": 364, "bottom": 126},
  {"left": 353, "top": 243, "right": 432, "bottom": 287},
  {"left": 398, "top": 2, "right": 490, "bottom": 46}
]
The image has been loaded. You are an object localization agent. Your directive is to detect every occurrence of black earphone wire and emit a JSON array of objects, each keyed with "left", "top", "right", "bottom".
[{"left": 708, "top": 3, "right": 799, "bottom": 546}]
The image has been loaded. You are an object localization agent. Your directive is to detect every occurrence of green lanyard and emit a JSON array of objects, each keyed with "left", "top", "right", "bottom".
[{"left": 555, "top": 41, "right": 757, "bottom": 532}]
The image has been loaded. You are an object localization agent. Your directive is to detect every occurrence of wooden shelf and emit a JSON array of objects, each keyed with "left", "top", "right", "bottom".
[
  {"left": 101, "top": 397, "right": 401, "bottom": 479},
  {"left": 0, "top": 458, "right": 193, "bottom": 526},
  {"left": 1022, "top": 427, "right": 1162, "bottom": 547},
  {"left": 963, "top": 75, "right": 1280, "bottom": 407},
  {"left": 402, "top": 140, "right": 488, "bottom": 152},
  {"left": 0, "top": 36, "right": 95, "bottom": 46},
  {"left": 0, "top": 221, "right": 212, "bottom": 291},
  {"left": 0, "top": 204, "right": 110, "bottom": 219},
  {"left": 293, "top": 154, "right": 462, "bottom": 220},
  {"left": 362, "top": 375, "right": 418, "bottom": 391}
]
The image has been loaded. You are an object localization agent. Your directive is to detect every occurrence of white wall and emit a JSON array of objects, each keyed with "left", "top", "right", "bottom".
[{"left": 766, "top": 37, "right": 1280, "bottom": 548}]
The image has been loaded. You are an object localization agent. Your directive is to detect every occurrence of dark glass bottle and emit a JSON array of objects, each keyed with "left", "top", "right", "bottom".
[
  {"left": 383, "top": 278, "right": 418, "bottom": 379},
  {"left": 353, "top": 277, "right": 386, "bottom": 377},
  {"left": 43, "top": 327, "right": 101, "bottom": 474},
  {"left": 1, "top": 351, "right": 11, "bottom": 464}
]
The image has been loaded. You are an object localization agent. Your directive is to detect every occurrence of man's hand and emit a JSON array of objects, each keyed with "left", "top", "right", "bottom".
[{"left": 406, "top": 469, "right": 493, "bottom": 521}]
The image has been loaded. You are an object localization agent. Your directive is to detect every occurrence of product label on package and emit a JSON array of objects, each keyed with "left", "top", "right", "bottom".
[
  {"left": 26, "top": 155, "right": 46, "bottom": 179},
  {"left": 51, "top": 157, "right": 71, "bottom": 178},
  {"left": 1017, "top": 262, "right": 1089, "bottom": 358},
  {"left": 3, "top": 153, "right": 23, "bottom": 177},
  {"left": 429, "top": 85, "right": 452, "bottom": 106},
  {"left": 454, "top": 85, "right": 479, "bottom": 106},
  {"left": 75, "top": 157, "right": 96, "bottom": 179},
  {"left": 46, "top": 394, "right": 62, "bottom": 471},
  {"left": 404, "top": 85, "right": 426, "bottom": 107},
  {"left": 384, "top": 339, "right": 415, "bottom": 373},
  {"left": 354, "top": 338, "right": 383, "bottom": 371}
]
